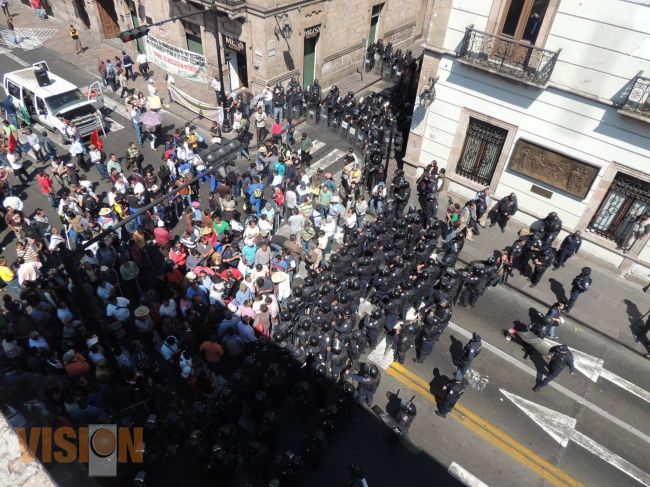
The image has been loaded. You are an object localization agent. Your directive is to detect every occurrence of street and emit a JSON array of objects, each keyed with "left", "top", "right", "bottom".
[{"left": 1, "top": 41, "right": 649, "bottom": 487}]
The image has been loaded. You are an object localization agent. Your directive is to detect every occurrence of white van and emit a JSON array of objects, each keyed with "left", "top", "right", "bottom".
[{"left": 2, "top": 62, "right": 104, "bottom": 143}]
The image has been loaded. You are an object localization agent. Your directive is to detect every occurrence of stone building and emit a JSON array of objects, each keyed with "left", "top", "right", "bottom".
[
  {"left": 41, "top": 0, "right": 433, "bottom": 93},
  {"left": 406, "top": 0, "right": 650, "bottom": 279}
]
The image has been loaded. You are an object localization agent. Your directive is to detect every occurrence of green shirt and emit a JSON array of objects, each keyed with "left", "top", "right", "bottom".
[
  {"left": 320, "top": 189, "right": 332, "bottom": 206},
  {"left": 300, "top": 137, "right": 313, "bottom": 153},
  {"left": 213, "top": 220, "right": 230, "bottom": 235}
]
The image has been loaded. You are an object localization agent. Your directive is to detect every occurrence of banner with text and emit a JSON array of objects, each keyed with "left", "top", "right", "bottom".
[{"left": 146, "top": 35, "right": 207, "bottom": 83}]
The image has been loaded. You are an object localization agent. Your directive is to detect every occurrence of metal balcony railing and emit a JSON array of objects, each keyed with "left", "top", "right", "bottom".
[
  {"left": 457, "top": 26, "right": 560, "bottom": 87},
  {"left": 619, "top": 75, "right": 650, "bottom": 120}
]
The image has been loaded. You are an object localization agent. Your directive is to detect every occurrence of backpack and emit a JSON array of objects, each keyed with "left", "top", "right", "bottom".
[{"left": 253, "top": 187, "right": 263, "bottom": 199}]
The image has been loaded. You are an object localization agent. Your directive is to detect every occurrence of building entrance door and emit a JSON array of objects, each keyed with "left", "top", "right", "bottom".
[{"left": 97, "top": 0, "right": 120, "bottom": 38}]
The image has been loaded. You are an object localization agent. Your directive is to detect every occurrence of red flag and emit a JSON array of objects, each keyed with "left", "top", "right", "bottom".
[
  {"left": 89, "top": 128, "right": 103, "bottom": 150},
  {"left": 7, "top": 131, "right": 16, "bottom": 153}
]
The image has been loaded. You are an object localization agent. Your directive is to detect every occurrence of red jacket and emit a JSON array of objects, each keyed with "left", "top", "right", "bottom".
[{"left": 37, "top": 174, "right": 52, "bottom": 195}]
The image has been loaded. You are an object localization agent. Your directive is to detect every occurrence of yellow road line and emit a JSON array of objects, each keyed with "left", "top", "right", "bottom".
[{"left": 388, "top": 363, "right": 584, "bottom": 487}]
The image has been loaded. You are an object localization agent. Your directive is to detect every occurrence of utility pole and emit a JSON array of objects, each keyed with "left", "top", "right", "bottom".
[{"left": 212, "top": 1, "right": 232, "bottom": 133}]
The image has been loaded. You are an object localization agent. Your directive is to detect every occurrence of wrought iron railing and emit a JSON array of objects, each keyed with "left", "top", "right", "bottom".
[
  {"left": 588, "top": 173, "right": 650, "bottom": 243},
  {"left": 457, "top": 26, "right": 560, "bottom": 86},
  {"left": 619, "top": 76, "right": 650, "bottom": 119}
]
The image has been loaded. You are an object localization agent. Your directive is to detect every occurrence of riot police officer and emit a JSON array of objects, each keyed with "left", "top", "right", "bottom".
[
  {"left": 363, "top": 308, "right": 385, "bottom": 348},
  {"left": 566, "top": 267, "right": 592, "bottom": 311},
  {"left": 489, "top": 193, "right": 518, "bottom": 232},
  {"left": 533, "top": 344, "right": 575, "bottom": 391},
  {"left": 456, "top": 332, "right": 482, "bottom": 375},
  {"left": 435, "top": 371, "right": 468, "bottom": 418},
  {"left": 351, "top": 363, "right": 381, "bottom": 406},
  {"left": 395, "top": 322, "right": 416, "bottom": 364},
  {"left": 414, "top": 311, "right": 445, "bottom": 363},
  {"left": 554, "top": 231, "right": 582, "bottom": 269}
]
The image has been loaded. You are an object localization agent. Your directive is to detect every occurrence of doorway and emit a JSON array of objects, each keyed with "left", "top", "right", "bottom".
[
  {"left": 303, "top": 35, "right": 318, "bottom": 87},
  {"left": 226, "top": 48, "right": 240, "bottom": 92},
  {"left": 96, "top": 0, "right": 120, "bottom": 38},
  {"left": 74, "top": 0, "right": 90, "bottom": 28}
]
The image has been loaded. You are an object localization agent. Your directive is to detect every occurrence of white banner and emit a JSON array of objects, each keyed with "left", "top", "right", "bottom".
[{"left": 145, "top": 35, "right": 207, "bottom": 83}]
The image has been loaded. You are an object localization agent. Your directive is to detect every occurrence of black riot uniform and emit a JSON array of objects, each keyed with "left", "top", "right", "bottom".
[
  {"left": 351, "top": 363, "right": 381, "bottom": 406},
  {"left": 363, "top": 308, "right": 385, "bottom": 348},
  {"left": 328, "top": 338, "right": 349, "bottom": 382},
  {"left": 459, "top": 267, "right": 489, "bottom": 308},
  {"left": 435, "top": 371, "right": 468, "bottom": 418},
  {"left": 395, "top": 322, "right": 416, "bottom": 364},
  {"left": 456, "top": 332, "right": 482, "bottom": 375},
  {"left": 393, "top": 178, "right": 411, "bottom": 218},
  {"left": 533, "top": 344, "right": 575, "bottom": 391},
  {"left": 414, "top": 313, "right": 446, "bottom": 362},
  {"left": 554, "top": 231, "right": 582, "bottom": 269},
  {"left": 489, "top": 193, "right": 518, "bottom": 232}
]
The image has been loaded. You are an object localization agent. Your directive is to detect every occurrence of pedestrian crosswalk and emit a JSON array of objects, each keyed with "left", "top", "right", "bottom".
[
  {"left": 0, "top": 28, "right": 57, "bottom": 51},
  {"left": 310, "top": 148, "right": 345, "bottom": 173}
]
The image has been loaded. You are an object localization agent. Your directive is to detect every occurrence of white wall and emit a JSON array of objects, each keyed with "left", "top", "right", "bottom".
[
  {"left": 418, "top": 56, "right": 650, "bottom": 230},
  {"left": 442, "top": 0, "right": 650, "bottom": 101}
]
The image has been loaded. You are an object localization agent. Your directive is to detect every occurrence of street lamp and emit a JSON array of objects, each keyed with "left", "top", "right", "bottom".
[
  {"left": 274, "top": 14, "right": 292, "bottom": 39},
  {"left": 211, "top": 0, "right": 232, "bottom": 133}
]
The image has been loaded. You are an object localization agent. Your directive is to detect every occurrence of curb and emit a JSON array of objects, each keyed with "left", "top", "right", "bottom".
[{"left": 456, "top": 255, "right": 647, "bottom": 358}]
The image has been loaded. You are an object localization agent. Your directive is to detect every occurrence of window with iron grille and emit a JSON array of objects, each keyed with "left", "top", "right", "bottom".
[
  {"left": 589, "top": 172, "right": 650, "bottom": 244},
  {"left": 456, "top": 118, "right": 508, "bottom": 185}
]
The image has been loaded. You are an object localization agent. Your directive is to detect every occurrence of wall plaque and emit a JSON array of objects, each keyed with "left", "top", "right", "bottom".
[{"left": 508, "top": 139, "right": 599, "bottom": 199}]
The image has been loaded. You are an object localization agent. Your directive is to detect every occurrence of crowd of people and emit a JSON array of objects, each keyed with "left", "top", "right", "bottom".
[{"left": 0, "top": 75, "right": 595, "bottom": 485}]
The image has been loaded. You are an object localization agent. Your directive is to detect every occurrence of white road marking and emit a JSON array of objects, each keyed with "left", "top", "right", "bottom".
[
  {"left": 102, "top": 97, "right": 131, "bottom": 120},
  {"left": 0, "top": 28, "right": 57, "bottom": 51},
  {"left": 448, "top": 462, "right": 489, "bottom": 487},
  {"left": 546, "top": 339, "right": 650, "bottom": 404},
  {"left": 2, "top": 50, "right": 28, "bottom": 67},
  {"left": 367, "top": 337, "right": 394, "bottom": 370},
  {"left": 310, "top": 148, "right": 345, "bottom": 173},
  {"left": 311, "top": 139, "right": 326, "bottom": 154},
  {"left": 103, "top": 117, "right": 125, "bottom": 133},
  {"left": 501, "top": 389, "right": 650, "bottom": 486},
  {"left": 447, "top": 322, "right": 650, "bottom": 445}
]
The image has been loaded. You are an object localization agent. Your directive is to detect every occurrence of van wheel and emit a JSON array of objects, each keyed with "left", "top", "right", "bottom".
[{"left": 56, "top": 131, "right": 68, "bottom": 146}]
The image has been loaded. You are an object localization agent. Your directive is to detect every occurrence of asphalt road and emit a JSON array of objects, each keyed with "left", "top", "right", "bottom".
[{"left": 1, "top": 46, "right": 650, "bottom": 487}]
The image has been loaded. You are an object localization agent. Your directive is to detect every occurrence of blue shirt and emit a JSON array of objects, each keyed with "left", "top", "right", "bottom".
[
  {"left": 242, "top": 244, "right": 257, "bottom": 264},
  {"left": 237, "top": 322, "right": 257, "bottom": 343},
  {"left": 248, "top": 182, "right": 265, "bottom": 203},
  {"left": 235, "top": 288, "right": 253, "bottom": 305},
  {"left": 186, "top": 284, "right": 208, "bottom": 303}
]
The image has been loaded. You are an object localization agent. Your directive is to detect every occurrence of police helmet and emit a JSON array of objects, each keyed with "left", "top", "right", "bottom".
[{"left": 368, "top": 364, "right": 379, "bottom": 378}]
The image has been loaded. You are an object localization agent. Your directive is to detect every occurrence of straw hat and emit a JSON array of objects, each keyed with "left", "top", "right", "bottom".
[
  {"left": 271, "top": 271, "right": 287, "bottom": 284},
  {"left": 134, "top": 306, "right": 149, "bottom": 318},
  {"left": 99, "top": 207, "right": 112, "bottom": 216}
]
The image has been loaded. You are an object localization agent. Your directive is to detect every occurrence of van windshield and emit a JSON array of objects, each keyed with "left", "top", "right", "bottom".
[{"left": 45, "top": 89, "right": 88, "bottom": 114}]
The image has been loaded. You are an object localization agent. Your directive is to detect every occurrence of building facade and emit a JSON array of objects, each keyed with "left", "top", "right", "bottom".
[
  {"left": 43, "top": 0, "right": 432, "bottom": 93},
  {"left": 406, "top": 0, "right": 650, "bottom": 279}
]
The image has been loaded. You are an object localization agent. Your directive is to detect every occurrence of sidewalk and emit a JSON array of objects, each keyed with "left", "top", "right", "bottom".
[{"left": 446, "top": 190, "right": 650, "bottom": 356}]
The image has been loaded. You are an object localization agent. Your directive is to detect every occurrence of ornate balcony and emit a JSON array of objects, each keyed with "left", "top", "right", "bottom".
[
  {"left": 618, "top": 75, "right": 650, "bottom": 122},
  {"left": 457, "top": 26, "right": 560, "bottom": 88}
]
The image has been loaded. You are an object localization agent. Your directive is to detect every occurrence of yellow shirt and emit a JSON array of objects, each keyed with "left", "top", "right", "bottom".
[{"left": 0, "top": 265, "right": 15, "bottom": 282}]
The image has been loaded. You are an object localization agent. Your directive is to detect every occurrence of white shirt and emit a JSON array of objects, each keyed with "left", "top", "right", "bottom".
[
  {"left": 147, "top": 83, "right": 157, "bottom": 96},
  {"left": 89, "top": 149, "right": 103, "bottom": 163},
  {"left": 7, "top": 152, "right": 22, "bottom": 170},
  {"left": 259, "top": 218, "right": 273, "bottom": 235},
  {"left": 17, "top": 261, "right": 42, "bottom": 285},
  {"left": 137, "top": 53, "right": 147, "bottom": 64},
  {"left": 106, "top": 297, "right": 131, "bottom": 322},
  {"left": 211, "top": 78, "right": 221, "bottom": 92},
  {"left": 322, "top": 219, "right": 337, "bottom": 238},
  {"left": 130, "top": 108, "right": 141, "bottom": 124},
  {"left": 159, "top": 300, "right": 178, "bottom": 319}
]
